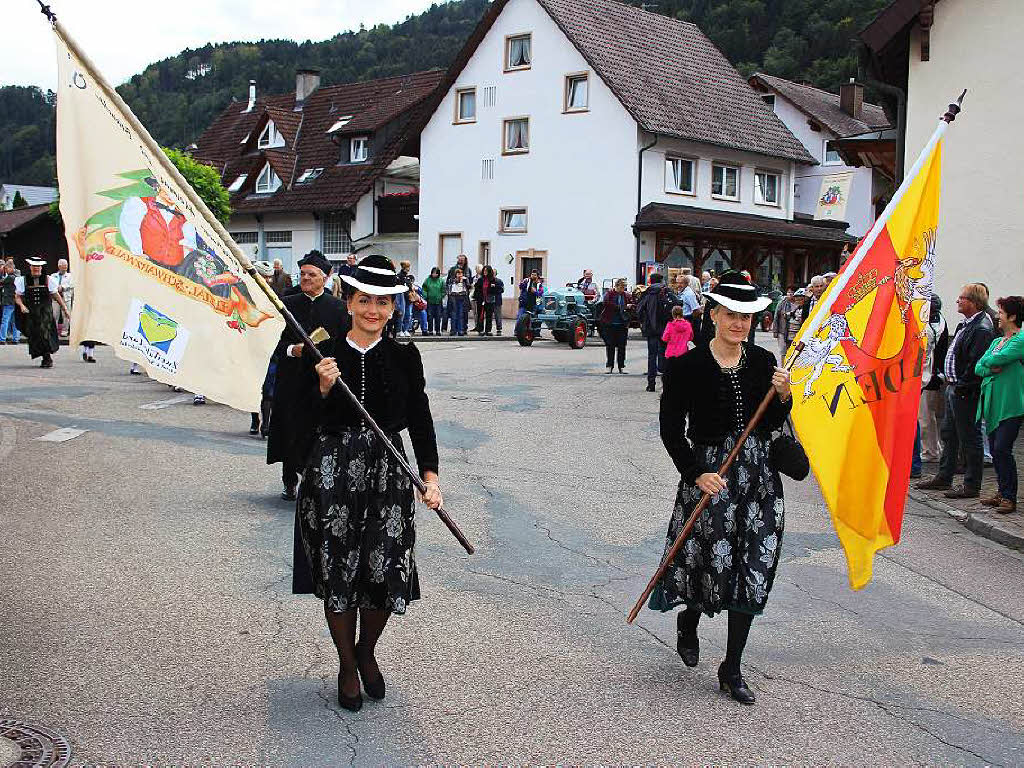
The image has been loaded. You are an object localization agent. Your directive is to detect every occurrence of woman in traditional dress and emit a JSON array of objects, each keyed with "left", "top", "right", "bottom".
[
  {"left": 650, "top": 270, "right": 792, "bottom": 706},
  {"left": 296, "top": 254, "right": 443, "bottom": 712},
  {"left": 14, "top": 257, "right": 67, "bottom": 369}
]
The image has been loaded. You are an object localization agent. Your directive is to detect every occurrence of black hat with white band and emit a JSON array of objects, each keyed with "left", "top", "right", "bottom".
[
  {"left": 704, "top": 269, "right": 771, "bottom": 313},
  {"left": 340, "top": 254, "right": 406, "bottom": 296}
]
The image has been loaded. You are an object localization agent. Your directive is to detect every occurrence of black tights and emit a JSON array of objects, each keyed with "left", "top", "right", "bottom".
[
  {"left": 324, "top": 606, "right": 391, "bottom": 697},
  {"left": 678, "top": 607, "right": 754, "bottom": 677}
]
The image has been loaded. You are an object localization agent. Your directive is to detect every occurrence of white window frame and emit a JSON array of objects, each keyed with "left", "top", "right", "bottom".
[
  {"left": 327, "top": 115, "right": 354, "bottom": 134},
  {"left": 505, "top": 33, "right": 532, "bottom": 72},
  {"left": 255, "top": 162, "right": 281, "bottom": 194},
  {"left": 564, "top": 72, "right": 589, "bottom": 113},
  {"left": 823, "top": 139, "right": 843, "bottom": 166},
  {"left": 499, "top": 207, "right": 528, "bottom": 234},
  {"left": 502, "top": 117, "right": 529, "bottom": 155},
  {"left": 227, "top": 174, "right": 247, "bottom": 192},
  {"left": 455, "top": 87, "right": 477, "bottom": 124},
  {"left": 754, "top": 169, "right": 782, "bottom": 207},
  {"left": 257, "top": 120, "right": 284, "bottom": 149},
  {"left": 295, "top": 168, "right": 324, "bottom": 183},
  {"left": 350, "top": 136, "right": 369, "bottom": 163},
  {"left": 664, "top": 156, "right": 696, "bottom": 195},
  {"left": 711, "top": 163, "right": 740, "bottom": 201}
]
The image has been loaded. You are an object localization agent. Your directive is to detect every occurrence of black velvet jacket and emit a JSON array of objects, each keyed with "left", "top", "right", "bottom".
[
  {"left": 659, "top": 343, "right": 792, "bottom": 483},
  {"left": 317, "top": 337, "right": 439, "bottom": 477}
]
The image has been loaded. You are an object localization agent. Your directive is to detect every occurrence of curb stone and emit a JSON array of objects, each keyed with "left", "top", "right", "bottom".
[{"left": 909, "top": 488, "right": 1024, "bottom": 553}]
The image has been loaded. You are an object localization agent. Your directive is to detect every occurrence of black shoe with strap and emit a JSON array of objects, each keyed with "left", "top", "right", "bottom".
[
  {"left": 718, "top": 665, "right": 756, "bottom": 705},
  {"left": 337, "top": 672, "right": 363, "bottom": 712},
  {"left": 355, "top": 642, "right": 386, "bottom": 700},
  {"left": 676, "top": 613, "right": 699, "bottom": 668}
]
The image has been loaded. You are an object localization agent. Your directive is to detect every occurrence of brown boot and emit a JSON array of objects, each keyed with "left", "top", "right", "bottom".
[
  {"left": 917, "top": 475, "right": 952, "bottom": 490},
  {"left": 980, "top": 493, "right": 1004, "bottom": 507},
  {"left": 996, "top": 499, "right": 1017, "bottom": 514}
]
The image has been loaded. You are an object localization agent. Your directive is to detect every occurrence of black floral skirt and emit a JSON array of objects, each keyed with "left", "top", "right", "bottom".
[
  {"left": 649, "top": 431, "right": 784, "bottom": 616},
  {"left": 26, "top": 303, "right": 58, "bottom": 359},
  {"left": 295, "top": 426, "right": 420, "bottom": 614}
]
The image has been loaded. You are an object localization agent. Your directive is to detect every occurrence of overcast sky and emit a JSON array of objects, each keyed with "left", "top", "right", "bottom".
[{"left": 4, "top": 0, "right": 445, "bottom": 90}]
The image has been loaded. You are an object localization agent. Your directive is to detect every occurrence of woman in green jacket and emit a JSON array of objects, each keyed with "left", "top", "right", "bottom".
[
  {"left": 422, "top": 267, "right": 446, "bottom": 336},
  {"left": 975, "top": 295, "right": 1024, "bottom": 513}
]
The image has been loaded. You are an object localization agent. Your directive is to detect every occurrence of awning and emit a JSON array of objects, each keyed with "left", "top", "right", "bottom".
[
  {"left": 831, "top": 129, "right": 898, "bottom": 182},
  {"left": 633, "top": 202, "right": 857, "bottom": 247}
]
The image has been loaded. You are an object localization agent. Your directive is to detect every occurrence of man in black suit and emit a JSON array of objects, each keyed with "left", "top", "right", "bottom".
[
  {"left": 267, "top": 250, "right": 349, "bottom": 500},
  {"left": 917, "top": 283, "right": 995, "bottom": 498}
]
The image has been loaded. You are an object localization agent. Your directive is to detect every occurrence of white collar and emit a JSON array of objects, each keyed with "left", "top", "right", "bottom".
[
  {"left": 346, "top": 335, "right": 382, "bottom": 354},
  {"left": 304, "top": 289, "right": 325, "bottom": 301}
]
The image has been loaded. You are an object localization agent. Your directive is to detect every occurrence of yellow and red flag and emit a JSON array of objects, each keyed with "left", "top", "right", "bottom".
[{"left": 789, "top": 119, "right": 949, "bottom": 589}]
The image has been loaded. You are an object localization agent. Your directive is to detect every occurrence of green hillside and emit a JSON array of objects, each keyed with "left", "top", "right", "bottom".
[{"left": 1, "top": 0, "right": 888, "bottom": 186}]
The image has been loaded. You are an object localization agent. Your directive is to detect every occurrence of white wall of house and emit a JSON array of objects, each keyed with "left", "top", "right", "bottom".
[
  {"left": 418, "top": 0, "right": 638, "bottom": 294},
  {"left": 770, "top": 96, "right": 876, "bottom": 237},
  {"left": 226, "top": 211, "right": 315, "bottom": 276},
  {"left": 641, "top": 136, "right": 794, "bottom": 219},
  {"left": 905, "top": 0, "right": 1023, "bottom": 318}
]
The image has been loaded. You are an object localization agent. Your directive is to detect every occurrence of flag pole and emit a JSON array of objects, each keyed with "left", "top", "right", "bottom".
[
  {"left": 42, "top": 4, "right": 474, "bottom": 555},
  {"left": 795, "top": 91, "right": 966, "bottom": 347}
]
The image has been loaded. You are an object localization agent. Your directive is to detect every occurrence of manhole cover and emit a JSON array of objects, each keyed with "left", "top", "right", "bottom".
[{"left": 0, "top": 720, "right": 72, "bottom": 768}]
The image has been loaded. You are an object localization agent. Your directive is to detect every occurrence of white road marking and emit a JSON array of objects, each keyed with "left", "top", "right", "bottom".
[
  {"left": 37, "top": 427, "right": 88, "bottom": 442},
  {"left": 139, "top": 394, "right": 193, "bottom": 410}
]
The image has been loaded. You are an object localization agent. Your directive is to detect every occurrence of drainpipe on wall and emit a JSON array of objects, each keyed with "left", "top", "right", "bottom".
[
  {"left": 859, "top": 47, "right": 907, "bottom": 184},
  {"left": 636, "top": 133, "right": 658, "bottom": 283}
]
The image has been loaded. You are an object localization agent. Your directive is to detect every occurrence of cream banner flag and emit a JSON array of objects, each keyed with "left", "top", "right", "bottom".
[
  {"left": 55, "top": 28, "right": 283, "bottom": 412},
  {"left": 814, "top": 171, "right": 854, "bottom": 222}
]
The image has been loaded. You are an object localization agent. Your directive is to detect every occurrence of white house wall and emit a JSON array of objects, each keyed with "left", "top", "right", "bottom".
[
  {"left": 771, "top": 95, "right": 875, "bottom": 237},
  {"left": 418, "top": 0, "right": 639, "bottom": 291},
  {"left": 226, "top": 211, "right": 315, "bottom": 275},
  {"left": 905, "top": 0, "right": 1024, "bottom": 318}
]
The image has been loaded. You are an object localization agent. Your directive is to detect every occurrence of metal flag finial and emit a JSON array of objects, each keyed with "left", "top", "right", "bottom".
[
  {"left": 943, "top": 89, "right": 967, "bottom": 123},
  {"left": 35, "top": 0, "right": 56, "bottom": 23}
]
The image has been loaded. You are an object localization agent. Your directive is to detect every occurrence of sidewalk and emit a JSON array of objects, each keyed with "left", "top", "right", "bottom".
[{"left": 911, "top": 443, "right": 1024, "bottom": 553}]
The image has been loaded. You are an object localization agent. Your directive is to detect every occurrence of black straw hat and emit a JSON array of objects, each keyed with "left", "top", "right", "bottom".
[
  {"left": 341, "top": 254, "right": 406, "bottom": 296},
  {"left": 704, "top": 270, "right": 771, "bottom": 313}
]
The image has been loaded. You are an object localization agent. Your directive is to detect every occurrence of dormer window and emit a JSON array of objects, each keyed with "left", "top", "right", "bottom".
[
  {"left": 350, "top": 137, "right": 369, "bottom": 163},
  {"left": 505, "top": 34, "right": 532, "bottom": 71},
  {"left": 258, "top": 120, "right": 284, "bottom": 149},
  {"left": 255, "top": 162, "right": 282, "bottom": 193},
  {"left": 296, "top": 168, "right": 324, "bottom": 183},
  {"left": 227, "top": 174, "right": 247, "bottom": 192}
]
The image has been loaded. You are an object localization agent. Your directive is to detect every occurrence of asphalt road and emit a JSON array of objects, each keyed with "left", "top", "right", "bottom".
[{"left": 1, "top": 337, "right": 1023, "bottom": 765}]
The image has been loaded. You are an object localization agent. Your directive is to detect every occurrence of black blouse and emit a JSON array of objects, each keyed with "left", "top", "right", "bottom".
[
  {"left": 659, "top": 343, "right": 792, "bottom": 483},
  {"left": 317, "top": 337, "right": 439, "bottom": 477}
]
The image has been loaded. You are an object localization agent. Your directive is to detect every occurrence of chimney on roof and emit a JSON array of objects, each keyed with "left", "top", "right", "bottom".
[
  {"left": 839, "top": 78, "right": 864, "bottom": 119},
  {"left": 244, "top": 80, "right": 256, "bottom": 113},
  {"left": 295, "top": 68, "right": 321, "bottom": 110}
]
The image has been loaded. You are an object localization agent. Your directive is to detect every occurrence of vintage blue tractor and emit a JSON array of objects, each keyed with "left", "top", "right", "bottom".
[{"left": 514, "top": 286, "right": 597, "bottom": 348}]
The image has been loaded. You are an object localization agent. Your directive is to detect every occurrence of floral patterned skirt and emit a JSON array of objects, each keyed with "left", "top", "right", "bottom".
[
  {"left": 296, "top": 426, "right": 420, "bottom": 614},
  {"left": 649, "top": 431, "right": 784, "bottom": 617}
]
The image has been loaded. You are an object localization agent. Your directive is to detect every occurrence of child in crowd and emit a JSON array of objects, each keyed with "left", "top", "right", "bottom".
[{"left": 661, "top": 304, "right": 693, "bottom": 358}]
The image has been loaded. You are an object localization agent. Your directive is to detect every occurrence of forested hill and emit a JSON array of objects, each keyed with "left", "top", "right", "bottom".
[{"left": 2, "top": 0, "right": 888, "bottom": 186}]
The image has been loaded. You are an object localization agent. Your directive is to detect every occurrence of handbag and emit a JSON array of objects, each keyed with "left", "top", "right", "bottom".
[{"left": 769, "top": 417, "right": 809, "bottom": 481}]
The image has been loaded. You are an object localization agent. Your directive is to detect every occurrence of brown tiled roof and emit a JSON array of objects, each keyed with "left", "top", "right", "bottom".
[
  {"left": 192, "top": 70, "right": 445, "bottom": 214},
  {"left": 634, "top": 202, "right": 858, "bottom": 245},
  {"left": 749, "top": 73, "right": 892, "bottom": 137},
  {"left": 425, "top": 0, "right": 815, "bottom": 164},
  {"left": 0, "top": 204, "right": 50, "bottom": 235}
]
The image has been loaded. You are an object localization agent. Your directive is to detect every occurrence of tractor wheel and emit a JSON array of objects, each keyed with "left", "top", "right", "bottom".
[
  {"left": 515, "top": 316, "right": 535, "bottom": 346},
  {"left": 552, "top": 329, "right": 568, "bottom": 343},
  {"left": 569, "top": 317, "right": 587, "bottom": 349}
]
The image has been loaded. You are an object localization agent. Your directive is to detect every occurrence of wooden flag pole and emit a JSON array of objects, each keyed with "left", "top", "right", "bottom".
[
  {"left": 42, "top": 2, "right": 474, "bottom": 555},
  {"left": 626, "top": 345, "right": 802, "bottom": 624}
]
